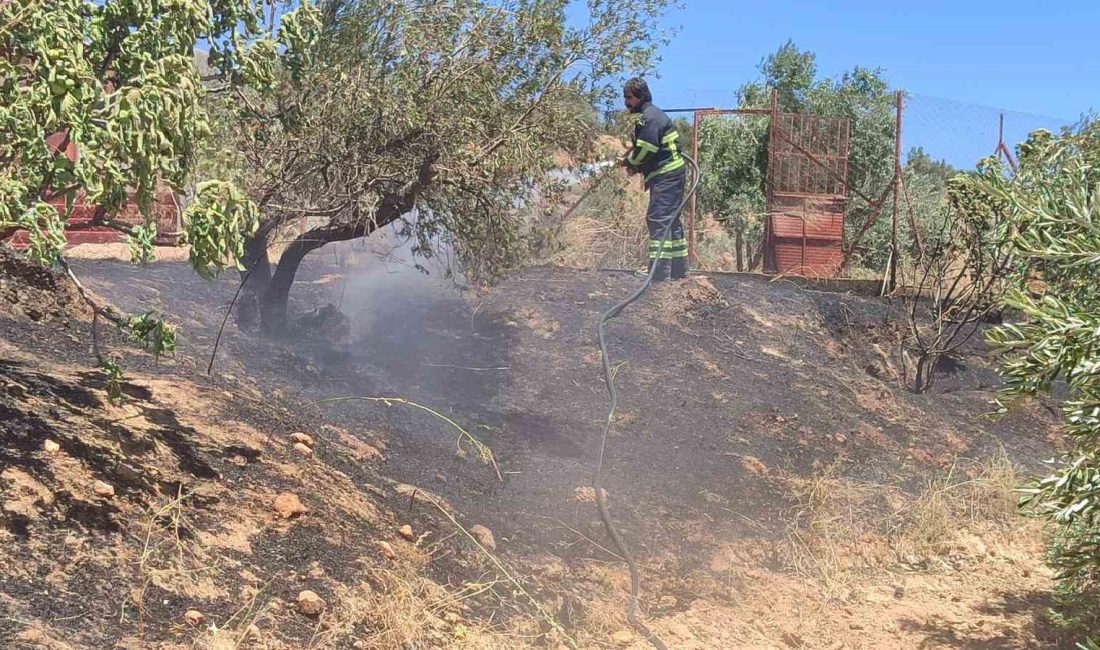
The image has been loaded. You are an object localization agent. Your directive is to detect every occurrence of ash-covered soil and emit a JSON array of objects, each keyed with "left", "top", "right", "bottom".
[{"left": 0, "top": 243, "right": 1074, "bottom": 648}]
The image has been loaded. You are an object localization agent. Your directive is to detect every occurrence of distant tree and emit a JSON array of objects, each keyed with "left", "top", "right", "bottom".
[{"left": 695, "top": 41, "right": 897, "bottom": 271}]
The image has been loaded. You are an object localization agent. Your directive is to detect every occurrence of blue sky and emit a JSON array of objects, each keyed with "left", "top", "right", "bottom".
[{"left": 616, "top": 0, "right": 1098, "bottom": 167}]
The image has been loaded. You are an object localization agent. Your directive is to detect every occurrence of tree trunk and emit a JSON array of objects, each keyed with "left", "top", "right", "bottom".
[
  {"left": 911, "top": 351, "right": 938, "bottom": 394},
  {"left": 236, "top": 235, "right": 272, "bottom": 331},
  {"left": 748, "top": 239, "right": 764, "bottom": 272},
  {"left": 735, "top": 229, "right": 745, "bottom": 272},
  {"left": 255, "top": 155, "right": 435, "bottom": 335},
  {"left": 260, "top": 235, "right": 325, "bottom": 335}
]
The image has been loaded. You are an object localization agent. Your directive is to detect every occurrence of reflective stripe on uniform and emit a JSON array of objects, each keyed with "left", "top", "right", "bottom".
[
  {"left": 649, "top": 238, "right": 687, "bottom": 250},
  {"left": 648, "top": 238, "right": 688, "bottom": 259},
  {"left": 644, "top": 156, "right": 685, "bottom": 183},
  {"left": 662, "top": 131, "right": 680, "bottom": 155},
  {"left": 627, "top": 139, "right": 659, "bottom": 166}
]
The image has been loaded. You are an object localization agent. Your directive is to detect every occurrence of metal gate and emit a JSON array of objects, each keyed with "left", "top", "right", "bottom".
[{"left": 764, "top": 112, "right": 851, "bottom": 276}]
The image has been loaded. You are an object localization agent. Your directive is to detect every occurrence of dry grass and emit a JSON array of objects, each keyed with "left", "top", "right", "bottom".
[
  {"left": 779, "top": 453, "right": 1025, "bottom": 597},
  {"left": 892, "top": 454, "right": 1021, "bottom": 558},
  {"left": 313, "top": 564, "right": 544, "bottom": 650},
  {"left": 545, "top": 171, "right": 648, "bottom": 270},
  {"left": 127, "top": 488, "right": 223, "bottom": 638},
  {"left": 552, "top": 211, "right": 648, "bottom": 270}
]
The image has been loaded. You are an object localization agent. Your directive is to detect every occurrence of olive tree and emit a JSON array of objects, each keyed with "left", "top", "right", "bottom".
[
  {"left": 208, "top": 0, "right": 678, "bottom": 333},
  {"left": 979, "top": 122, "right": 1100, "bottom": 628}
]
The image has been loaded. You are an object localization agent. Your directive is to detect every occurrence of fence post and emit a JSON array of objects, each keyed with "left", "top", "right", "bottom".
[
  {"left": 765, "top": 88, "right": 779, "bottom": 274},
  {"left": 689, "top": 109, "right": 700, "bottom": 266},
  {"left": 889, "top": 89, "right": 903, "bottom": 293}
]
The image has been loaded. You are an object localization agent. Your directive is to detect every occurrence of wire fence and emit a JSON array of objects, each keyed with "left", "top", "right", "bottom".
[{"left": 903, "top": 92, "right": 1074, "bottom": 169}]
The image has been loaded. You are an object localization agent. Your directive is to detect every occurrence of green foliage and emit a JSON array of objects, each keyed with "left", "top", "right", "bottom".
[
  {"left": 122, "top": 311, "right": 177, "bottom": 359},
  {"left": 0, "top": 0, "right": 317, "bottom": 264},
  {"left": 101, "top": 359, "right": 125, "bottom": 404},
  {"left": 180, "top": 181, "right": 260, "bottom": 279},
  {"left": 695, "top": 114, "right": 768, "bottom": 269},
  {"left": 978, "top": 122, "right": 1100, "bottom": 624},
  {"left": 8, "top": 201, "right": 68, "bottom": 264}
]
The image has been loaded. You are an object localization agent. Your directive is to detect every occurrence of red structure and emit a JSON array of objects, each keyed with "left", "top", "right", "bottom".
[
  {"left": 764, "top": 109, "right": 851, "bottom": 276},
  {"left": 5, "top": 132, "right": 183, "bottom": 249}
]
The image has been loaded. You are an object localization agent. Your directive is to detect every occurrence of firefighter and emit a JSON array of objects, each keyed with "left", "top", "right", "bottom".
[{"left": 621, "top": 77, "right": 688, "bottom": 281}]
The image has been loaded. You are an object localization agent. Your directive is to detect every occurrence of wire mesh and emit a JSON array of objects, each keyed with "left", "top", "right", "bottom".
[{"left": 903, "top": 93, "right": 1074, "bottom": 168}]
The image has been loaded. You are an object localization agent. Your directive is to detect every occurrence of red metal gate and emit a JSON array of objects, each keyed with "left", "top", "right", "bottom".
[{"left": 765, "top": 112, "right": 851, "bottom": 276}]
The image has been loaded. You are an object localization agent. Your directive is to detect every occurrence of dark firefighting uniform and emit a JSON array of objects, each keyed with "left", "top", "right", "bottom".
[{"left": 623, "top": 101, "right": 687, "bottom": 280}]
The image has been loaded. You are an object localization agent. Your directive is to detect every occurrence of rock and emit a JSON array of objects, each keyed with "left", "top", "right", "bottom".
[
  {"left": 293, "top": 442, "right": 313, "bottom": 457},
  {"left": 290, "top": 432, "right": 314, "bottom": 447},
  {"left": 470, "top": 524, "right": 496, "bottom": 551},
  {"left": 115, "top": 463, "right": 141, "bottom": 482},
  {"left": 93, "top": 480, "right": 115, "bottom": 498},
  {"left": 399, "top": 524, "right": 415, "bottom": 541},
  {"left": 573, "top": 486, "right": 597, "bottom": 503},
  {"left": 43, "top": 440, "right": 60, "bottom": 454},
  {"left": 297, "top": 590, "right": 326, "bottom": 616},
  {"left": 274, "top": 492, "right": 308, "bottom": 519},
  {"left": 377, "top": 540, "right": 397, "bottom": 559},
  {"left": 184, "top": 609, "right": 205, "bottom": 626},
  {"left": 611, "top": 630, "right": 634, "bottom": 645}
]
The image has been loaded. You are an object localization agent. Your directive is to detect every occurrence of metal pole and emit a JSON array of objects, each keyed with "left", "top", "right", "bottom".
[
  {"left": 889, "top": 90, "right": 902, "bottom": 293},
  {"left": 998, "top": 112, "right": 1005, "bottom": 158},
  {"left": 765, "top": 88, "right": 779, "bottom": 273},
  {"left": 689, "top": 109, "right": 700, "bottom": 266}
]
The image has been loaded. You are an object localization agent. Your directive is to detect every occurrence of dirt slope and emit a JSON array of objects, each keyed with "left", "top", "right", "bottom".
[{"left": 1, "top": 245, "right": 1075, "bottom": 648}]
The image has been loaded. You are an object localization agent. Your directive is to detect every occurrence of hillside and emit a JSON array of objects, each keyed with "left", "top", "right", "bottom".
[{"left": 0, "top": 244, "right": 1072, "bottom": 649}]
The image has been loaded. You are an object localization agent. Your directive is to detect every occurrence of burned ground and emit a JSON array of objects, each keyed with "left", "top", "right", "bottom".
[{"left": 0, "top": 246, "right": 1075, "bottom": 648}]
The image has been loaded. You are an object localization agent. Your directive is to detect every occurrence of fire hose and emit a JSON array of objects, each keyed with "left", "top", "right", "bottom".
[{"left": 593, "top": 153, "right": 700, "bottom": 650}]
